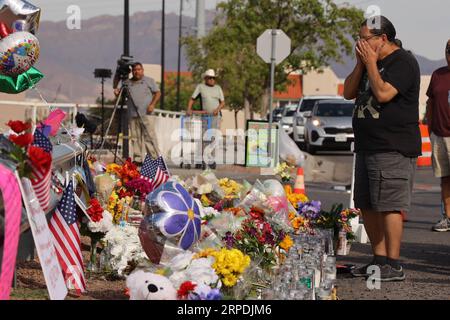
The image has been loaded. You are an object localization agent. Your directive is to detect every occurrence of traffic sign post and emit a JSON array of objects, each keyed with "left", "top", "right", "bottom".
[{"left": 257, "top": 29, "right": 291, "bottom": 167}]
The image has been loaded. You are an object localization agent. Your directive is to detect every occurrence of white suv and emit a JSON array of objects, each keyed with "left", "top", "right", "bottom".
[{"left": 292, "top": 95, "right": 344, "bottom": 143}]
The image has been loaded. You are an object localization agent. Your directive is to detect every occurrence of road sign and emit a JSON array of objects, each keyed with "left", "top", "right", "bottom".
[
  {"left": 257, "top": 29, "right": 291, "bottom": 64},
  {"left": 256, "top": 29, "right": 291, "bottom": 166}
]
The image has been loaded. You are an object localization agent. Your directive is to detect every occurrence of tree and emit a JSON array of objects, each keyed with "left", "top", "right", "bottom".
[
  {"left": 183, "top": 0, "right": 364, "bottom": 119},
  {"left": 163, "top": 73, "right": 199, "bottom": 112}
]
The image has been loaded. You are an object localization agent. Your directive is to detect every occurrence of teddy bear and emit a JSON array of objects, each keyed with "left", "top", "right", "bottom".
[{"left": 126, "top": 269, "right": 177, "bottom": 300}]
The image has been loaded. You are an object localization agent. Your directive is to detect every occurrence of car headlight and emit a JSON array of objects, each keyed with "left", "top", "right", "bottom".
[{"left": 312, "top": 119, "right": 321, "bottom": 127}]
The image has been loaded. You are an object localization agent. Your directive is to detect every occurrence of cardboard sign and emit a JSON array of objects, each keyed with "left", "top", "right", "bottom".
[
  {"left": 19, "top": 177, "right": 68, "bottom": 300},
  {"left": 245, "top": 120, "right": 279, "bottom": 167}
]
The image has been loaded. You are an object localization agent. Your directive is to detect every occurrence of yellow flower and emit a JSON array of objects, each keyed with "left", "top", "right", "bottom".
[{"left": 279, "top": 235, "right": 294, "bottom": 251}]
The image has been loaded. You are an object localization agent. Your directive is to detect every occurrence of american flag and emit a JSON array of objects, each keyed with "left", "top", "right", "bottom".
[
  {"left": 49, "top": 180, "right": 86, "bottom": 293},
  {"left": 30, "top": 141, "right": 52, "bottom": 212},
  {"left": 140, "top": 155, "right": 170, "bottom": 189},
  {"left": 33, "top": 128, "right": 53, "bottom": 153}
]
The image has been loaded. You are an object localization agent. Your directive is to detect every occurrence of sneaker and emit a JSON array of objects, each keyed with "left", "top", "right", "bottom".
[
  {"left": 432, "top": 217, "right": 450, "bottom": 232},
  {"left": 370, "top": 264, "right": 406, "bottom": 282},
  {"left": 351, "top": 261, "right": 377, "bottom": 277}
]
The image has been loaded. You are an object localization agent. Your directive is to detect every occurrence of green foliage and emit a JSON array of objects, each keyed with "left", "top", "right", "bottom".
[
  {"left": 163, "top": 73, "right": 199, "bottom": 112},
  {"left": 183, "top": 0, "right": 364, "bottom": 116}
]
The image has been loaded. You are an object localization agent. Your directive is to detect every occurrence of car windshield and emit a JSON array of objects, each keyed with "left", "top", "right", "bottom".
[
  {"left": 315, "top": 103, "right": 354, "bottom": 117},
  {"left": 283, "top": 105, "right": 297, "bottom": 117},
  {"left": 300, "top": 99, "right": 320, "bottom": 112}
]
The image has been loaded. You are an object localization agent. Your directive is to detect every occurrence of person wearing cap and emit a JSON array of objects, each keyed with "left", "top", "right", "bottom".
[
  {"left": 187, "top": 69, "right": 225, "bottom": 119},
  {"left": 186, "top": 69, "right": 225, "bottom": 168}
]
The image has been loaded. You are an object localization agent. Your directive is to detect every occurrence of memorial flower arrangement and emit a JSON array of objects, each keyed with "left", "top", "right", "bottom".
[
  {"left": 315, "top": 204, "right": 360, "bottom": 240},
  {"left": 80, "top": 198, "right": 114, "bottom": 270},
  {"left": 102, "top": 224, "right": 149, "bottom": 275},
  {"left": 274, "top": 162, "right": 294, "bottom": 183}
]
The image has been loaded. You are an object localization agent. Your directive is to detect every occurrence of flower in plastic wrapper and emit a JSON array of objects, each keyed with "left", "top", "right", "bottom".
[
  {"left": 139, "top": 181, "right": 202, "bottom": 264},
  {"left": 103, "top": 224, "right": 149, "bottom": 275},
  {"left": 168, "top": 251, "right": 195, "bottom": 272},
  {"left": 88, "top": 210, "right": 113, "bottom": 234}
]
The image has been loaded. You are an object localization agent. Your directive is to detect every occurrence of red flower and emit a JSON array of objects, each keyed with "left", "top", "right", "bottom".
[
  {"left": 177, "top": 281, "right": 197, "bottom": 299},
  {"left": 118, "top": 188, "right": 133, "bottom": 199},
  {"left": 27, "top": 146, "right": 52, "bottom": 171},
  {"left": 87, "top": 198, "right": 104, "bottom": 222},
  {"left": 6, "top": 120, "right": 31, "bottom": 134},
  {"left": 9, "top": 133, "right": 34, "bottom": 147}
]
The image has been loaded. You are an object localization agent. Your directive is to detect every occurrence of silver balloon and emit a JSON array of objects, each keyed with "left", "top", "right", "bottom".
[{"left": 0, "top": 0, "right": 41, "bottom": 34}]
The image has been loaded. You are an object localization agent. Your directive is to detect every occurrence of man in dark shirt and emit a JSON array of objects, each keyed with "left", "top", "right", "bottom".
[
  {"left": 426, "top": 39, "right": 450, "bottom": 232},
  {"left": 344, "top": 16, "right": 421, "bottom": 282}
]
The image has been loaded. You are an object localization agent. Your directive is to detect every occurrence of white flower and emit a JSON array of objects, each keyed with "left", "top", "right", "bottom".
[
  {"left": 202, "top": 207, "right": 220, "bottom": 218},
  {"left": 185, "top": 257, "right": 219, "bottom": 286},
  {"left": 169, "top": 251, "right": 194, "bottom": 272},
  {"left": 103, "top": 224, "right": 148, "bottom": 275},
  {"left": 197, "top": 183, "right": 213, "bottom": 195},
  {"left": 88, "top": 210, "right": 113, "bottom": 233}
]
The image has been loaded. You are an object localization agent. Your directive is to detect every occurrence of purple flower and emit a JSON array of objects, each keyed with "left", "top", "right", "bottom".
[
  {"left": 298, "top": 200, "right": 321, "bottom": 220},
  {"left": 223, "top": 231, "right": 235, "bottom": 249},
  {"left": 156, "top": 182, "right": 202, "bottom": 250},
  {"left": 206, "top": 288, "right": 222, "bottom": 300}
]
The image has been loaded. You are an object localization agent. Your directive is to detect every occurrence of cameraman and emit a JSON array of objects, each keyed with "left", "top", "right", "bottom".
[{"left": 114, "top": 62, "right": 161, "bottom": 162}]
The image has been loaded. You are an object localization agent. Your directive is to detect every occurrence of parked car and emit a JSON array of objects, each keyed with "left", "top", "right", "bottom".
[
  {"left": 266, "top": 106, "right": 285, "bottom": 123},
  {"left": 280, "top": 103, "right": 297, "bottom": 136},
  {"left": 303, "top": 99, "right": 354, "bottom": 154},
  {"left": 292, "top": 95, "right": 344, "bottom": 143}
]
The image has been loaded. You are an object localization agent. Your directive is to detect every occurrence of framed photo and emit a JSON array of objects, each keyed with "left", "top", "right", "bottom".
[{"left": 245, "top": 120, "right": 279, "bottom": 168}]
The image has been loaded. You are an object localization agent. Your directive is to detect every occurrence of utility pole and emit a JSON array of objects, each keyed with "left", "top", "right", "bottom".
[
  {"left": 160, "top": 0, "right": 166, "bottom": 109},
  {"left": 176, "top": 0, "right": 183, "bottom": 109},
  {"left": 195, "top": 0, "right": 205, "bottom": 38},
  {"left": 122, "top": 0, "right": 130, "bottom": 158}
]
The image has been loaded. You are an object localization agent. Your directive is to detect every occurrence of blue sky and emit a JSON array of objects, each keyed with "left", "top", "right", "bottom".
[{"left": 32, "top": 0, "right": 449, "bottom": 61}]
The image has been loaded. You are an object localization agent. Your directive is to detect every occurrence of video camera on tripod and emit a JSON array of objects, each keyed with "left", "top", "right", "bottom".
[{"left": 114, "top": 54, "right": 134, "bottom": 83}]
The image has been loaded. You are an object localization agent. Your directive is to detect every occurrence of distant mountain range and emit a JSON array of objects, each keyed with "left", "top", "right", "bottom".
[{"left": 29, "top": 11, "right": 446, "bottom": 103}]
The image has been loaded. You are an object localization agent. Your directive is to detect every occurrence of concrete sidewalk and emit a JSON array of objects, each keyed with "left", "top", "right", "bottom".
[{"left": 335, "top": 167, "right": 450, "bottom": 300}]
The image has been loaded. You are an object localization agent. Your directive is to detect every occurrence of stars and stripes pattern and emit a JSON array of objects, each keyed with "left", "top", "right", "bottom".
[
  {"left": 48, "top": 180, "right": 86, "bottom": 293},
  {"left": 30, "top": 128, "right": 53, "bottom": 212},
  {"left": 32, "top": 128, "right": 53, "bottom": 153},
  {"left": 30, "top": 159, "right": 52, "bottom": 213},
  {"left": 140, "top": 154, "right": 170, "bottom": 189}
]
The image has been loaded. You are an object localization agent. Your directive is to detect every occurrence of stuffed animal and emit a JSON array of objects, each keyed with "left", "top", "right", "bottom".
[{"left": 126, "top": 269, "right": 177, "bottom": 300}]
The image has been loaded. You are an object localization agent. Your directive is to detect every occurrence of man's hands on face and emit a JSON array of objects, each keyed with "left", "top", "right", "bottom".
[{"left": 356, "top": 40, "right": 381, "bottom": 66}]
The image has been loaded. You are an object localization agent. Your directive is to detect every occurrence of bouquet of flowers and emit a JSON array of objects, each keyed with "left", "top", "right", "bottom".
[
  {"left": 80, "top": 198, "right": 114, "bottom": 271},
  {"left": 125, "top": 178, "right": 153, "bottom": 202},
  {"left": 274, "top": 162, "right": 294, "bottom": 183},
  {"left": 102, "top": 224, "right": 149, "bottom": 276},
  {"left": 230, "top": 211, "right": 289, "bottom": 270},
  {"left": 315, "top": 203, "right": 360, "bottom": 241}
]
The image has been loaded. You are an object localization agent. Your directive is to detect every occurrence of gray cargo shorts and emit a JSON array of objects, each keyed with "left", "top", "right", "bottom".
[{"left": 354, "top": 151, "right": 417, "bottom": 213}]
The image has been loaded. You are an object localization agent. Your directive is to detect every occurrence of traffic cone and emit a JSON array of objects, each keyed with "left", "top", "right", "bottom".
[{"left": 293, "top": 167, "right": 306, "bottom": 194}]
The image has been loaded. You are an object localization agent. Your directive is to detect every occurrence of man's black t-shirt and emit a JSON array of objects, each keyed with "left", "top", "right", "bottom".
[{"left": 353, "top": 48, "right": 421, "bottom": 157}]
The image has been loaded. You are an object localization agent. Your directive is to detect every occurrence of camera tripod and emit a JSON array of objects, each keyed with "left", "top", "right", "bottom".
[{"left": 97, "top": 82, "right": 158, "bottom": 163}]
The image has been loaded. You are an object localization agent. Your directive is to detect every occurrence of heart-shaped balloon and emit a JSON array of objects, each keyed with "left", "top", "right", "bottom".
[{"left": 0, "top": 31, "right": 39, "bottom": 76}]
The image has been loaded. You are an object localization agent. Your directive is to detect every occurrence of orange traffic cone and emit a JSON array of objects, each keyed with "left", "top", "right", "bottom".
[{"left": 294, "top": 167, "right": 306, "bottom": 194}]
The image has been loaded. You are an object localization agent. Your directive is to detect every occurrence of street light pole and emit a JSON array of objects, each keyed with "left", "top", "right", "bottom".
[
  {"left": 176, "top": 0, "right": 183, "bottom": 109},
  {"left": 160, "top": 0, "right": 166, "bottom": 110}
]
